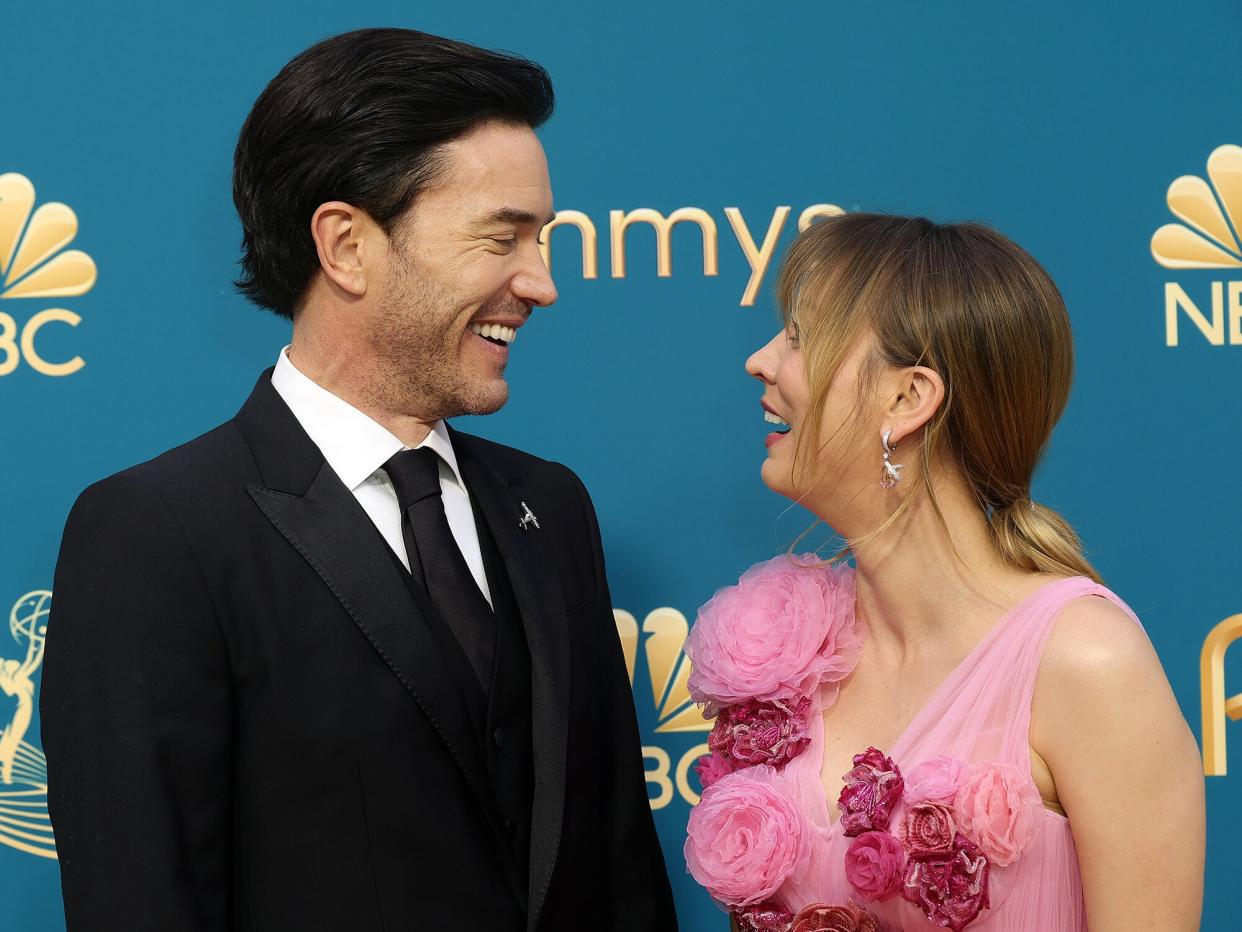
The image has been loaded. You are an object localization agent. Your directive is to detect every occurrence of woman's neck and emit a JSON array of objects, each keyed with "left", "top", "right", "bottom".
[{"left": 847, "top": 480, "right": 1051, "bottom": 658}]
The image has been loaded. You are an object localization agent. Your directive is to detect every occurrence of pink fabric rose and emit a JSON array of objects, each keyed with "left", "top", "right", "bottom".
[
  {"left": 904, "top": 756, "right": 974, "bottom": 806},
  {"left": 899, "top": 802, "right": 957, "bottom": 857},
  {"left": 735, "top": 902, "right": 795, "bottom": 932},
  {"left": 902, "top": 833, "right": 990, "bottom": 930},
  {"left": 684, "top": 766, "right": 811, "bottom": 907},
  {"left": 791, "top": 902, "right": 879, "bottom": 932},
  {"left": 708, "top": 697, "right": 812, "bottom": 771},
  {"left": 838, "top": 747, "right": 904, "bottom": 836},
  {"left": 844, "top": 831, "right": 905, "bottom": 901},
  {"left": 953, "top": 762, "right": 1043, "bottom": 866},
  {"left": 695, "top": 752, "right": 735, "bottom": 790},
  {"left": 686, "top": 556, "right": 862, "bottom": 707}
]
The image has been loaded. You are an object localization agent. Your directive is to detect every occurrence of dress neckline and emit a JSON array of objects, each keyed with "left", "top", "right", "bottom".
[{"left": 817, "top": 574, "right": 1089, "bottom": 827}]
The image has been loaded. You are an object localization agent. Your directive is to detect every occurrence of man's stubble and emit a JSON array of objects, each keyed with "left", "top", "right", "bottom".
[{"left": 367, "top": 251, "right": 511, "bottom": 423}]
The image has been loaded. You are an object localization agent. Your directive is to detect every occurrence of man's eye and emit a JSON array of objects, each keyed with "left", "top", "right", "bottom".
[{"left": 490, "top": 234, "right": 545, "bottom": 249}]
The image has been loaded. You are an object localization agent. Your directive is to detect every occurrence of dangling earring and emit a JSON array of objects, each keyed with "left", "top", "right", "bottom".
[{"left": 881, "top": 429, "right": 905, "bottom": 489}]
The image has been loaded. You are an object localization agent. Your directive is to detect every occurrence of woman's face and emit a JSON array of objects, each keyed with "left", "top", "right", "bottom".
[{"left": 744, "top": 321, "right": 879, "bottom": 510}]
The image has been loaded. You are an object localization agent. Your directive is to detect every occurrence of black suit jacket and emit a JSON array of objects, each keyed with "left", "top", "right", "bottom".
[{"left": 41, "top": 372, "right": 677, "bottom": 931}]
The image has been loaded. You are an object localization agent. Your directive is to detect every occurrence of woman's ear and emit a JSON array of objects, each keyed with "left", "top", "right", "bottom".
[
  {"left": 309, "top": 201, "right": 374, "bottom": 298},
  {"left": 883, "top": 365, "right": 945, "bottom": 445}
]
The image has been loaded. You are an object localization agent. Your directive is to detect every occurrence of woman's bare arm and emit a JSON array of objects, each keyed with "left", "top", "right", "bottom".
[{"left": 1032, "top": 597, "right": 1205, "bottom": 931}]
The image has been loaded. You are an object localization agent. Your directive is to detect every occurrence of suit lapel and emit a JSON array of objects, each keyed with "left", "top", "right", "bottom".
[
  {"left": 452, "top": 429, "right": 570, "bottom": 932},
  {"left": 234, "top": 373, "right": 526, "bottom": 906}
]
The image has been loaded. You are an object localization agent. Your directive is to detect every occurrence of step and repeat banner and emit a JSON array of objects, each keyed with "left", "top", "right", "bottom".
[{"left": 2, "top": 2, "right": 1239, "bottom": 929}]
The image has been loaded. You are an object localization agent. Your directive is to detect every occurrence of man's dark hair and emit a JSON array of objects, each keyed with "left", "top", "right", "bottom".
[{"left": 232, "top": 28, "right": 555, "bottom": 318}]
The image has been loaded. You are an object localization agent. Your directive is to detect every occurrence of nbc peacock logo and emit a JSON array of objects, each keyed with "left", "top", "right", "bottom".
[
  {"left": 0, "top": 172, "right": 96, "bottom": 377},
  {"left": 0, "top": 590, "right": 55, "bottom": 860},
  {"left": 614, "top": 607, "right": 710, "bottom": 809},
  {"left": 1150, "top": 144, "right": 1242, "bottom": 347}
]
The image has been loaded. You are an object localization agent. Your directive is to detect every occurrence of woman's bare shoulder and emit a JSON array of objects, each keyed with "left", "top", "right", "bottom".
[
  {"left": 1038, "top": 594, "right": 1156, "bottom": 691},
  {"left": 1032, "top": 592, "right": 1195, "bottom": 775}
]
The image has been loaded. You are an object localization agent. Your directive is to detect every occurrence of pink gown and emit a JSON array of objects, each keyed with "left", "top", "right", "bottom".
[{"left": 770, "top": 576, "right": 1140, "bottom": 930}]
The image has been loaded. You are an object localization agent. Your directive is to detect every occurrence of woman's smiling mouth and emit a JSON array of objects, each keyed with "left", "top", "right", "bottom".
[{"left": 761, "top": 403, "right": 791, "bottom": 447}]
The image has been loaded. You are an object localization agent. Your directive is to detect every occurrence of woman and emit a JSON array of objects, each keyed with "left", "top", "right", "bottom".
[{"left": 684, "top": 214, "right": 1204, "bottom": 931}]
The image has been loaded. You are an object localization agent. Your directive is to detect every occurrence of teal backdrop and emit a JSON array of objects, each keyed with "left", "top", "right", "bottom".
[{"left": 2, "top": 1, "right": 1240, "bottom": 929}]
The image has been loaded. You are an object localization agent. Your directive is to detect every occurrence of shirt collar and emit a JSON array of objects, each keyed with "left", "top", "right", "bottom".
[{"left": 270, "top": 346, "right": 464, "bottom": 492}]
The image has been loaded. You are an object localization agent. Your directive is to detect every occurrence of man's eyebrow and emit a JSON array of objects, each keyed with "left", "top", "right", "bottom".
[{"left": 481, "top": 207, "right": 558, "bottom": 227}]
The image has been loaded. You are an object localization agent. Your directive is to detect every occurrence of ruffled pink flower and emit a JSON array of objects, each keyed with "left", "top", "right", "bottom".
[
  {"left": 904, "top": 756, "right": 974, "bottom": 806},
  {"left": 735, "top": 902, "right": 795, "bottom": 932},
  {"left": 844, "top": 831, "right": 905, "bottom": 901},
  {"left": 791, "top": 902, "right": 879, "bottom": 932},
  {"left": 707, "top": 696, "right": 812, "bottom": 771},
  {"left": 686, "top": 556, "right": 862, "bottom": 707},
  {"left": 685, "top": 766, "right": 811, "bottom": 907},
  {"left": 902, "top": 833, "right": 991, "bottom": 930},
  {"left": 838, "top": 747, "right": 904, "bottom": 836},
  {"left": 953, "top": 762, "right": 1043, "bottom": 866},
  {"left": 899, "top": 802, "right": 957, "bottom": 857},
  {"left": 695, "top": 753, "right": 734, "bottom": 790}
]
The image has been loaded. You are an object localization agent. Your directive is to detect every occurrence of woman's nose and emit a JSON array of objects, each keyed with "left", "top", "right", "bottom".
[{"left": 745, "top": 332, "right": 782, "bottom": 383}]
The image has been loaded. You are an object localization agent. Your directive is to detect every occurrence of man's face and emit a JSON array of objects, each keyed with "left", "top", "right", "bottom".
[{"left": 368, "top": 120, "right": 557, "bottom": 421}]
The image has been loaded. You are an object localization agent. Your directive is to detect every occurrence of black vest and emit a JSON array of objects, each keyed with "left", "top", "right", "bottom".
[
  {"left": 383, "top": 499, "right": 534, "bottom": 879},
  {"left": 475, "top": 500, "right": 535, "bottom": 877}
]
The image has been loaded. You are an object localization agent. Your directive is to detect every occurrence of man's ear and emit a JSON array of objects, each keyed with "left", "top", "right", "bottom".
[
  {"left": 309, "top": 201, "right": 376, "bottom": 298},
  {"left": 884, "top": 365, "right": 945, "bottom": 445}
]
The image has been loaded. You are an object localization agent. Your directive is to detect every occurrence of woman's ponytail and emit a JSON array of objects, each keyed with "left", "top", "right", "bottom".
[{"left": 989, "top": 499, "right": 1100, "bottom": 584}]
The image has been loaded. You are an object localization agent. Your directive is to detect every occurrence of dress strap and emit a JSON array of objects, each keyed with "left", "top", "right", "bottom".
[{"left": 889, "top": 576, "right": 1143, "bottom": 768}]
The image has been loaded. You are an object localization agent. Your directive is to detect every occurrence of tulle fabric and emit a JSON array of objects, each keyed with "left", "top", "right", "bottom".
[{"left": 771, "top": 576, "right": 1140, "bottom": 930}]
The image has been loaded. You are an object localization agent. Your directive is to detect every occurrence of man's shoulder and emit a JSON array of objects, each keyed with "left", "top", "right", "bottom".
[
  {"left": 75, "top": 418, "right": 253, "bottom": 514},
  {"left": 450, "top": 428, "right": 583, "bottom": 490}
]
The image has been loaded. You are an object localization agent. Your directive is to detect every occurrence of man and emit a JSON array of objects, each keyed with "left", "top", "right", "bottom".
[{"left": 41, "top": 28, "right": 677, "bottom": 931}]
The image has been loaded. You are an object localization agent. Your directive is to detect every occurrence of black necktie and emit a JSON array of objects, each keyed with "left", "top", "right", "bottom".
[{"left": 383, "top": 447, "right": 495, "bottom": 691}]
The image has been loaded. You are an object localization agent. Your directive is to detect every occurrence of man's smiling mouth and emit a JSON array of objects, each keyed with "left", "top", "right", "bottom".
[{"left": 469, "top": 322, "right": 517, "bottom": 347}]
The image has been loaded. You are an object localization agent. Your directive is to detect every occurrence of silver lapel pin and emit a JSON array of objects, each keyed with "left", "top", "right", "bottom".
[{"left": 519, "top": 501, "right": 540, "bottom": 531}]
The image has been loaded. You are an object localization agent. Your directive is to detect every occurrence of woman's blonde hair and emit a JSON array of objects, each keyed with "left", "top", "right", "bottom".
[{"left": 777, "top": 213, "right": 1099, "bottom": 583}]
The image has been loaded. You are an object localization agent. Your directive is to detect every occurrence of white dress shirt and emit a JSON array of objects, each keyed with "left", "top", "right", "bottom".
[{"left": 270, "top": 346, "right": 492, "bottom": 606}]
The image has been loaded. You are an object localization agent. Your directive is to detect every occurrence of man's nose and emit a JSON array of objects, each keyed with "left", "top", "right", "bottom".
[{"left": 515, "top": 248, "right": 558, "bottom": 308}]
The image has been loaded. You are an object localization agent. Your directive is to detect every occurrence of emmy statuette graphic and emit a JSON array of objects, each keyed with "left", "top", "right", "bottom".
[{"left": 0, "top": 591, "right": 56, "bottom": 859}]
